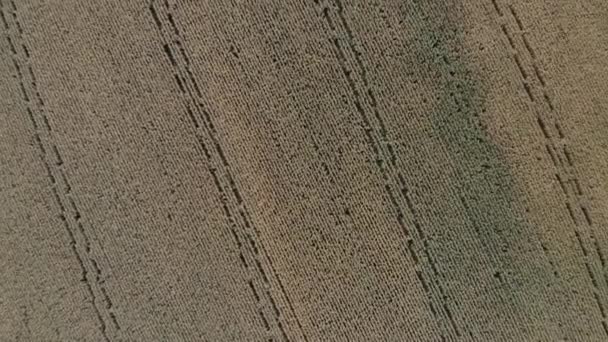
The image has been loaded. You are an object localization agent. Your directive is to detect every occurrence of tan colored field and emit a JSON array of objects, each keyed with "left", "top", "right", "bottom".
[{"left": 1, "top": 0, "right": 607, "bottom": 341}]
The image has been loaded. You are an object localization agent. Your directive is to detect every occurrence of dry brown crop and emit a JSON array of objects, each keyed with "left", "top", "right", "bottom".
[{"left": 1, "top": 0, "right": 607, "bottom": 341}]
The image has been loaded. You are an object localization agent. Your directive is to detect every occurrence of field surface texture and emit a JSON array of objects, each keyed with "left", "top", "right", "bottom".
[{"left": 1, "top": 0, "right": 608, "bottom": 341}]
